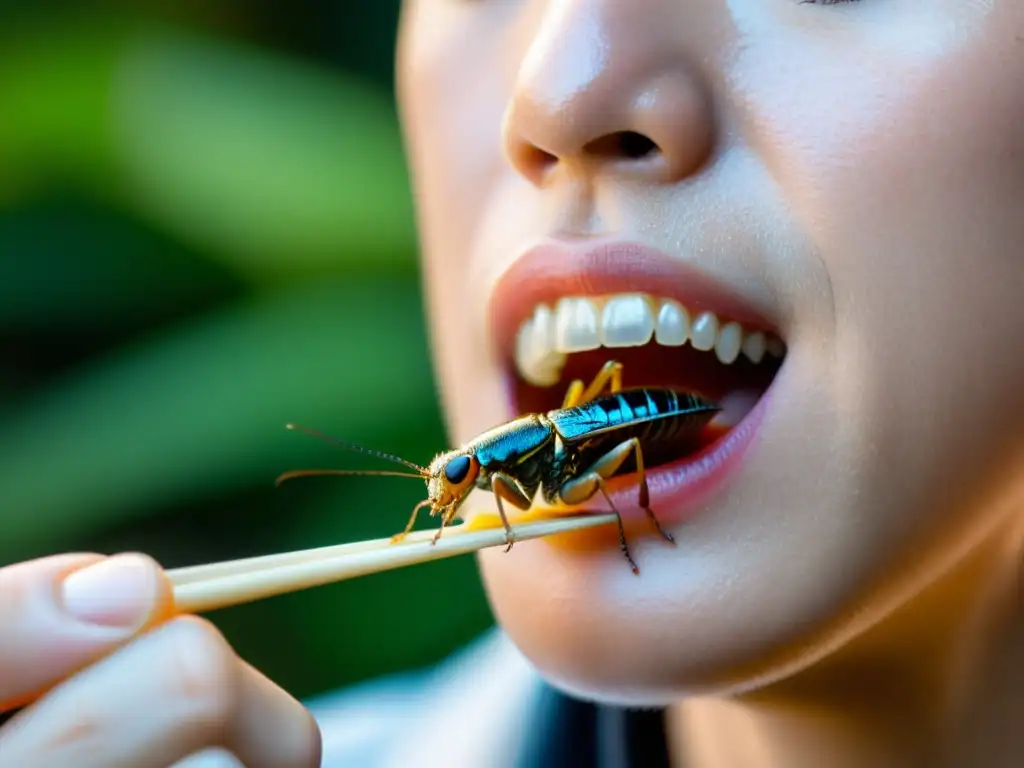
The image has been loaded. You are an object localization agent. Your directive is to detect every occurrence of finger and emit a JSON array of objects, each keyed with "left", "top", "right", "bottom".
[
  {"left": 0, "top": 553, "right": 175, "bottom": 710},
  {"left": 0, "top": 616, "right": 321, "bottom": 768}
]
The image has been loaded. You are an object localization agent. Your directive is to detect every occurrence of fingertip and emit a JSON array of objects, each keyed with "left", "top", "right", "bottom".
[
  {"left": 305, "top": 710, "right": 324, "bottom": 768},
  {"left": 60, "top": 553, "right": 167, "bottom": 630},
  {"left": 237, "top": 662, "right": 323, "bottom": 768},
  {"left": 0, "top": 552, "right": 176, "bottom": 716}
]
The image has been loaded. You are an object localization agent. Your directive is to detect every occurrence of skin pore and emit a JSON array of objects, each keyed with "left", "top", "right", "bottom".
[{"left": 395, "top": 1, "right": 1024, "bottom": 766}]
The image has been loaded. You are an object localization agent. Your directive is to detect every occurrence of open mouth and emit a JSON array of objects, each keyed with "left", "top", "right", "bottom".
[
  {"left": 513, "top": 293, "right": 783, "bottom": 433},
  {"left": 487, "top": 241, "right": 787, "bottom": 529}
]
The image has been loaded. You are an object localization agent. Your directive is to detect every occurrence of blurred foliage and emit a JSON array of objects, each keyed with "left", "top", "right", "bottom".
[{"left": 0, "top": 3, "right": 495, "bottom": 700}]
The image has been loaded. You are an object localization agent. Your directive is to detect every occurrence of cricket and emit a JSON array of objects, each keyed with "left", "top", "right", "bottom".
[{"left": 277, "top": 361, "right": 720, "bottom": 573}]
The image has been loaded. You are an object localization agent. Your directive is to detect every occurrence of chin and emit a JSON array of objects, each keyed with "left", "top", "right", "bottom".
[
  {"left": 471, "top": 448, "right": 966, "bottom": 708},
  {"left": 468, "top": 379, "right": 1017, "bottom": 707}
]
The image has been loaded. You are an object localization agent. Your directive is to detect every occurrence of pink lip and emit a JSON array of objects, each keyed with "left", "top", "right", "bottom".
[
  {"left": 486, "top": 238, "right": 784, "bottom": 534},
  {"left": 487, "top": 239, "right": 782, "bottom": 368}
]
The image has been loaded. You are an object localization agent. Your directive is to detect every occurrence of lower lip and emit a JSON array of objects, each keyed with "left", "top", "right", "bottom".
[
  {"left": 487, "top": 374, "right": 774, "bottom": 532},
  {"left": 613, "top": 389, "right": 770, "bottom": 526}
]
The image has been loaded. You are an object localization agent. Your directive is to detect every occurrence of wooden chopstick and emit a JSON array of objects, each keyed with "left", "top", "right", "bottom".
[{"left": 168, "top": 513, "right": 618, "bottom": 615}]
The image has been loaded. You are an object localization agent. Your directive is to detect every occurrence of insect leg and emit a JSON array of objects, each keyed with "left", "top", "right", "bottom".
[
  {"left": 572, "top": 437, "right": 673, "bottom": 543},
  {"left": 561, "top": 360, "right": 624, "bottom": 408},
  {"left": 558, "top": 438, "right": 675, "bottom": 572},
  {"left": 491, "top": 472, "right": 534, "bottom": 552},
  {"left": 390, "top": 499, "right": 432, "bottom": 543},
  {"left": 430, "top": 504, "right": 459, "bottom": 545},
  {"left": 558, "top": 467, "right": 638, "bottom": 574}
]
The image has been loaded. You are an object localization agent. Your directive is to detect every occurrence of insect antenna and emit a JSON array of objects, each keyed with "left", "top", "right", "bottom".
[
  {"left": 284, "top": 423, "right": 428, "bottom": 474},
  {"left": 275, "top": 468, "right": 425, "bottom": 487}
]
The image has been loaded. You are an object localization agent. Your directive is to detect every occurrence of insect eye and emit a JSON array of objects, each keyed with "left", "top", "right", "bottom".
[{"left": 444, "top": 455, "right": 472, "bottom": 484}]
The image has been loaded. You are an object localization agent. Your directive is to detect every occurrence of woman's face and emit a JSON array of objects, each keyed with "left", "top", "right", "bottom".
[{"left": 396, "top": 0, "right": 1024, "bottom": 702}]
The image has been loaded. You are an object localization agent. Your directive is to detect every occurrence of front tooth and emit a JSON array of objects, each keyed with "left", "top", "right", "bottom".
[
  {"left": 741, "top": 331, "right": 766, "bottom": 364},
  {"left": 714, "top": 321, "right": 742, "bottom": 364},
  {"left": 600, "top": 293, "right": 655, "bottom": 347},
  {"left": 554, "top": 297, "right": 601, "bottom": 353},
  {"left": 690, "top": 311, "right": 719, "bottom": 351},
  {"left": 654, "top": 300, "right": 690, "bottom": 346}
]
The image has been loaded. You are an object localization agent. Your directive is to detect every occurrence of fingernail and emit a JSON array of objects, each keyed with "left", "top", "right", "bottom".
[{"left": 61, "top": 554, "right": 158, "bottom": 628}]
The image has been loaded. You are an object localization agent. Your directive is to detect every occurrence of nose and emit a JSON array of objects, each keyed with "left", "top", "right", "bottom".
[{"left": 502, "top": 3, "right": 716, "bottom": 187}]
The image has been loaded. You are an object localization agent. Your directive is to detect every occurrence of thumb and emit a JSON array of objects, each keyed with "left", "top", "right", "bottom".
[{"left": 0, "top": 553, "right": 176, "bottom": 711}]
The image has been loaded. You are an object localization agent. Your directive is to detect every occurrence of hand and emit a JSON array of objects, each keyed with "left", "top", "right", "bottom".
[{"left": 0, "top": 553, "right": 321, "bottom": 768}]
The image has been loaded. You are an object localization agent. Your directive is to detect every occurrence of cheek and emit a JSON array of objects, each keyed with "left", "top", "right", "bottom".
[
  {"left": 734, "top": 9, "right": 1024, "bottom": 516},
  {"left": 396, "top": 10, "right": 518, "bottom": 436},
  {"left": 397, "top": 9, "right": 514, "bottom": 273}
]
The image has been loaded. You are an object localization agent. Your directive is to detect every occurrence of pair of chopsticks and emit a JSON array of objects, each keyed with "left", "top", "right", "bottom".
[{"left": 167, "top": 512, "right": 618, "bottom": 615}]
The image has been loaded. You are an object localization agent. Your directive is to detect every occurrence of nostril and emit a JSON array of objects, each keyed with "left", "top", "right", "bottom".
[
  {"left": 513, "top": 144, "right": 558, "bottom": 180},
  {"left": 584, "top": 131, "right": 659, "bottom": 160},
  {"left": 619, "top": 131, "right": 659, "bottom": 159},
  {"left": 509, "top": 130, "right": 665, "bottom": 184},
  {"left": 530, "top": 146, "right": 558, "bottom": 168}
]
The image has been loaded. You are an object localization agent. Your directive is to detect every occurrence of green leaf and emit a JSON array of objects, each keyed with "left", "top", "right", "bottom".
[
  {"left": 0, "top": 276, "right": 437, "bottom": 560},
  {"left": 111, "top": 27, "right": 417, "bottom": 278},
  {"left": 0, "top": 17, "right": 416, "bottom": 279},
  {"left": 0, "top": 197, "right": 241, "bottom": 331}
]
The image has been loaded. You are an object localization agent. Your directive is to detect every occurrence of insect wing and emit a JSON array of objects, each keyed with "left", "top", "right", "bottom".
[{"left": 548, "top": 389, "right": 718, "bottom": 443}]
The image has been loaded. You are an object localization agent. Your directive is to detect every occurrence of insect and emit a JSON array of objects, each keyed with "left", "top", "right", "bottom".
[{"left": 277, "top": 361, "right": 720, "bottom": 573}]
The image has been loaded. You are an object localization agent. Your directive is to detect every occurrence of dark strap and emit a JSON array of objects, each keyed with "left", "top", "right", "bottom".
[{"left": 517, "top": 684, "right": 671, "bottom": 768}]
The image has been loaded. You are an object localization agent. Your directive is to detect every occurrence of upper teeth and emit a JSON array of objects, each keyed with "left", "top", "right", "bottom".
[{"left": 514, "top": 292, "right": 785, "bottom": 387}]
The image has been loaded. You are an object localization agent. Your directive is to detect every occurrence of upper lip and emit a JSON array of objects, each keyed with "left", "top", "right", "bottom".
[{"left": 487, "top": 239, "right": 784, "bottom": 367}]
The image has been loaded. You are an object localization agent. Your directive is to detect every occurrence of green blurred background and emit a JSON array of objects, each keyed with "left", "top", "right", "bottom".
[{"left": 0, "top": 2, "right": 495, "bottom": 700}]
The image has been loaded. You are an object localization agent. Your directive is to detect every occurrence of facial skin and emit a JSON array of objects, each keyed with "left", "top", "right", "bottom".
[{"left": 396, "top": 1, "right": 1024, "bottom": 763}]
